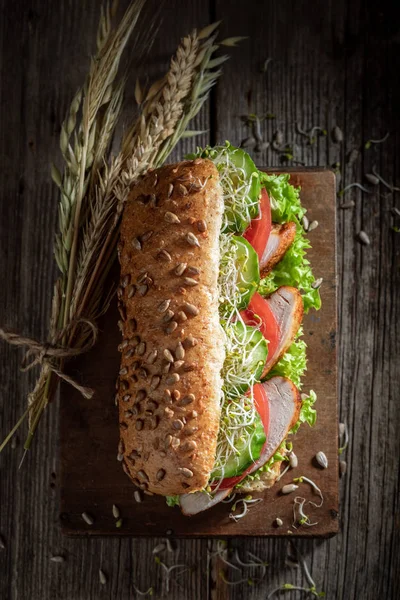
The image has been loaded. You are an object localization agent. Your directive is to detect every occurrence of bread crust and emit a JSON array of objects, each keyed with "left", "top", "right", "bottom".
[{"left": 117, "top": 159, "right": 225, "bottom": 495}]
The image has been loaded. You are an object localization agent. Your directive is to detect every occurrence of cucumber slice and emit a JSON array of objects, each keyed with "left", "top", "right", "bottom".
[
  {"left": 212, "top": 411, "right": 266, "bottom": 480},
  {"left": 191, "top": 143, "right": 261, "bottom": 234},
  {"left": 219, "top": 235, "right": 260, "bottom": 317},
  {"left": 222, "top": 322, "right": 268, "bottom": 399}
]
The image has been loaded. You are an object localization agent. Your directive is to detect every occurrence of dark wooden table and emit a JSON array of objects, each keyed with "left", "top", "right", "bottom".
[{"left": 0, "top": 1, "right": 399, "bottom": 598}]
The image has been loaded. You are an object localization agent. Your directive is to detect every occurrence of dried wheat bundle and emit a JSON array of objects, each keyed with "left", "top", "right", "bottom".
[{"left": 0, "top": 1, "right": 239, "bottom": 456}]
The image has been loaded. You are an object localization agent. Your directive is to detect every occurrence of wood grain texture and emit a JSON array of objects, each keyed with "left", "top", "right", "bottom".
[
  {"left": 0, "top": 0, "right": 399, "bottom": 599},
  {"left": 58, "top": 169, "right": 338, "bottom": 539}
]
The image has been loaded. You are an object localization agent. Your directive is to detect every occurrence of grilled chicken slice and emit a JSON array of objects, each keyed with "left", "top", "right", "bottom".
[
  {"left": 180, "top": 487, "right": 232, "bottom": 516},
  {"left": 246, "top": 377, "right": 301, "bottom": 477},
  {"left": 262, "top": 286, "right": 303, "bottom": 377},
  {"left": 179, "top": 377, "right": 301, "bottom": 514},
  {"left": 260, "top": 222, "right": 296, "bottom": 277}
]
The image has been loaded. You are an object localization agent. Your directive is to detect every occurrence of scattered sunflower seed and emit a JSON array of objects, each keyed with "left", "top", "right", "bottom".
[
  {"left": 255, "top": 141, "right": 270, "bottom": 152},
  {"left": 339, "top": 422, "right": 346, "bottom": 436},
  {"left": 158, "top": 299, "right": 171, "bottom": 313},
  {"left": 275, "top": 517, "right": 283, "bottom": 527},
  {"left": 152, "top": 543, "right": 166, "bottom": 554},
  {"left": 134, "top": 490, "right": 142, "bottom": 503},
  {"left": 364, "top": 173, "right": 379, "bottom": 186},
  {"left": 357, "top": 230, "right": 371, "bottom": 245},
  {"left": 131, "top": 237, "right": 142, "bottom": 250},
  {"left": 339, "top": 461, "right": 347, "bottom": 477},
  {"left": 112, "top": 504, "right": 120, "bottom": 519},
  {"left": 116, "top": 518, "right": 123, "bottom": 528},
  {"left": 289, "top": 452, "right": 298, "bottom": 469},
  {"left": 281, "top": 484, "right": 299, "bottom": 494},
  {"left": 162, "top": 309, "right": 174, "bottom": 323},
  {"left": 163, "top": 349, "right": 174, "bottom": 363},
  {"left": 311, "top": 277, "right": 323, "bottom": 289},
  {"left": 240, "top": 136, "right": 256, "bottom": 148},
  {"left": 50, "top": 555, "right": 65, "bottom": 563},
  {"left": 301, "top": 215, "right": 309, "bottom": 231},
  {"left": 332, "top": 125, "right": 343, "bottom": 143},
  {"left": 186, "top": 232, "right": 200, "bottom": 247},
  {"left": 315, "top": 451, "right": 328, "bottom": 469},
  {"left": 147, "top": 350, "right": 158, "bottom": 364},
  {"left": 347, "top": 148, "right": 359, "bottom": 165},
  {"left": 158, "top": 249, "right": 172, "bottom": 262},
  {"left": 164, "top": 211, "right": 180, "bottom": 224},
  {"left": 174, "top": 262, "right": 187, "bottom": 276},
  {"left": 308, "top": 220, "right": 319, "bottom": 232},
  {"left": 82, "top": 512, "right": 94, "bottom": 525},
  {"left": 183, "top": 277, "right": 198, "bottom": 287},
  {"left": 99, "top": 569, "right": 107, "bottom": 585},
  {"left": 165, "top": 321, "right": 178, "bottom": 334},
  {"left": 339, "top": 200, "right": 355, "bottom": 209}
]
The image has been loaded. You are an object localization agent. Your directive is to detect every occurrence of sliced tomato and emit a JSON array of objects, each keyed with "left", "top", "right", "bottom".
[
  {"left": 243, "top": 188, "right": 271, "bottom": 261},
  {"left": 241, "top": 292, "right": 280, "bottom": 360},
  {"left": 218, "top": 384, "right": 270, "bottom": 490}
]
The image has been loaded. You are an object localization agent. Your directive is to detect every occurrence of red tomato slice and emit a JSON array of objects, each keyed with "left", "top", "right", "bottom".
[
  {"left": 243, "top": 188, "right": 271, "bottom": 261},
  {"left": 218, "top": 384, "right": 270, "bottom": 490},
  {"left": 241, "top": 292, "right": 280, "bottom": 360}
]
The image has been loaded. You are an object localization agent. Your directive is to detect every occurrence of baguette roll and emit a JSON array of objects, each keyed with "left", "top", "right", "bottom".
[{"left": 117, "top": 159, "right": 225, "bottom": 495}]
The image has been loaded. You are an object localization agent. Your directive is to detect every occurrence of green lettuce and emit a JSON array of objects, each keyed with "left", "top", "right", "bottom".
[
  {"left": 260, "top": 172, "right": 305, "bottom": 223},
  {"left": 267, "top": 327, "right": 307, "bottom": 389},
  {"left": 166, "top": 495, "right": 180, "bottom": 507},
  {"left": 290, "top": 389, "right": 317, "bottom": 434},
  {"left": 258, "top": 172, "right": 321, "bottom": 312}
]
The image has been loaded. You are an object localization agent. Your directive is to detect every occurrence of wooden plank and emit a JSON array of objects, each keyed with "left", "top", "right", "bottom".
[{"left": 59, "top": 168, "right": 338, "bottom": 538}]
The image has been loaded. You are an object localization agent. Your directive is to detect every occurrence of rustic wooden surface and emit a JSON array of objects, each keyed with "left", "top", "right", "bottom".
[
  {"left": 0, "top": 0, "right": 399, "bottom": 598},
  {"left": 59, "top": 169, "right": 338, "bottom": 539}
]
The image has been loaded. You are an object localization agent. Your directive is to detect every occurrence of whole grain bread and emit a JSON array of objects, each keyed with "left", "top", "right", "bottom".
[{"left": 117, "top": 158, "right": 225, "bottom": 495}]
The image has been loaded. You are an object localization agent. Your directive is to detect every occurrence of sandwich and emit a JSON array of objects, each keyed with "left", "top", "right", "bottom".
[{"left": 116, "top": 142, "right": 320, "bottom": 515}]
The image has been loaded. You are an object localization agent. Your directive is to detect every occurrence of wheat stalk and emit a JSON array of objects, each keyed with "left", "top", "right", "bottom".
[
  {"left": 25, "top": 0, "right": 147, "bottom": 443},
  {"left": 119, "top": 32, "right": 199, "bottom": 184},
  {"left": 0, "top": 4, "right": 239, "bottom": 454}
]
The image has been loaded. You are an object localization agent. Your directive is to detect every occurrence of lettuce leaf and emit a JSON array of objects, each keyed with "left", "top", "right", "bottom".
[
  {"left": 267, "top": 327, "right": 307, "bottom": 389},
  {"left": 260, "top": 172, "right": 305, "bottom": 223},
  {"left": 166, "top": 495, "right": 180, "bottom": 507},
  {"left": 258, "top": 172, "right": 321, "bottom": 312},
  {"left": 290, "top": 389, "right": 317, "bottom": 434}
]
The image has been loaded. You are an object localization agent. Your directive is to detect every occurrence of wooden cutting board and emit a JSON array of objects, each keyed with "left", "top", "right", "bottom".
[{"left": 59, "top": 168, "right": 338, "bottom": 537}]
